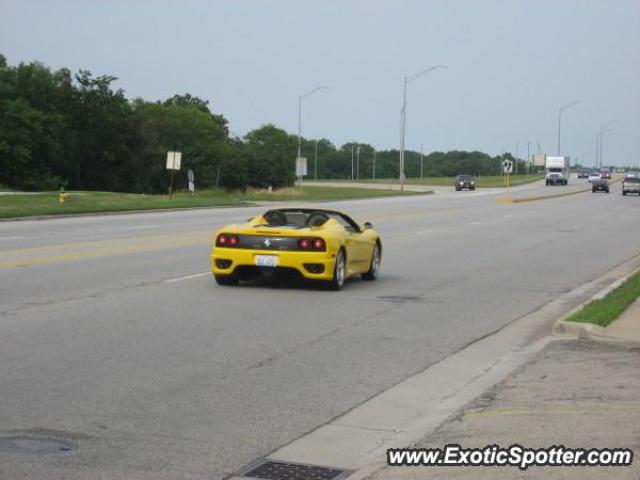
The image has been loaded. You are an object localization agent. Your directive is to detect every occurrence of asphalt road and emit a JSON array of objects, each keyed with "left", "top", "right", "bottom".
[{"left": 1, "top": 178, "right": 639, "bottom": 479}]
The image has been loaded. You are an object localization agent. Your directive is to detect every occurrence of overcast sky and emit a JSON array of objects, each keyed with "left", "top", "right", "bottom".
[{"left": 1, "top": 0, "right": 639, "bottom": 166}]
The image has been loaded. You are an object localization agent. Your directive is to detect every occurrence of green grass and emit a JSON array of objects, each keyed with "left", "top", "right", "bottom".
[
  {"left": 316, "top": 174, "right": 544, "bottom": 188},
  {"left": 566, "top": 271, "right": 640, "bottom": 327},
  {"left": 0, "top": 186, "right": 423, "bottom": 219}
]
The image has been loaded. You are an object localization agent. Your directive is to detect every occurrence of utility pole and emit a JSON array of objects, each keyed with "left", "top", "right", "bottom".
[
  {"left": 356, "top": 144, "right": 360, "bottom": 180},
  {"left": 526, "top": 142, "right": 531, "bottom": 176},
  {"left": 420, "top": 143, "right": 424, "bottom": 178}
]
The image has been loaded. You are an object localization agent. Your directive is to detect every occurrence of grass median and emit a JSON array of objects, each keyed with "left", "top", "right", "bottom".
[
  {"left": 331, "top": 174, "right": 543, "bottom": 188},
  {"left": 566, "top": 270, "right": 640, "bottom": 327},
  {"left": 0, "top": 186, "right": 425, "bottom": 219}
]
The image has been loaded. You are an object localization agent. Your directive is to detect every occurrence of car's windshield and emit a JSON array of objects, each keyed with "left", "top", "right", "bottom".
[{"left": 625, "top": 177, "right": 640, "bottom": 183}]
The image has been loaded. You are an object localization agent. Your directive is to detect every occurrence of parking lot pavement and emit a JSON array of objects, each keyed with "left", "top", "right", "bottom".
[{"left": 368, "top": 339, "right": 640, "bottom": 480}]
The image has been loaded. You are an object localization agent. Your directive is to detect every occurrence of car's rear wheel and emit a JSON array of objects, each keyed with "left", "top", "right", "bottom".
[
  {"left": 622, "top": 191, "right": 626, "bottom": 196},
  {"left": 362, "top": 243, "right": 381, "bottom": 281},
  {"left": 214, "top": 274, "right": 238, "bottom": 286},
  {"left": 328, "top": 249, "right": 346, "bottom": 290}
]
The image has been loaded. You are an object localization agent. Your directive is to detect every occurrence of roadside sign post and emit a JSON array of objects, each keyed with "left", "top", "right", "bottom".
[
  {"left": 166, "top": 151, "right": 182, "bottom": 199},
  {"left": 502, "top": 159, "right": 513, "bottom": 188},
  {"left": 296, "top": 157, "right": 307, "bottom": 195},
  {"left": 187, "top": 168, "right": 195, "bottom": 195}
]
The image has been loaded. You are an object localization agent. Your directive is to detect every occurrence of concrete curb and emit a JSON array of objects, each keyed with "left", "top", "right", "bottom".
[
  {"left": 497, "top": 177, "right": 623, "bottom": 204},
  {"left": 0, "top": 190, "right": 433, "bottom": 223},
  {"left": 229, "top": 253, "right": 640, "bottom": 480},
  {"left": 0, "top": 203, "right": 259, "bottom": 222},
  {"left": 553, "top": 262, "right": 640, "bottom": 347}
]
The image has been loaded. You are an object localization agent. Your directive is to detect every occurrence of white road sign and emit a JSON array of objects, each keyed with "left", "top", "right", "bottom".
[
  {"left": 502, "top": 159, "right": 513, "bottom": 174},
  {"left": 166, "top": 151, "right": 182, "bottom": 170},
  {"left": 533, "top": 154, "right": 546, "bottom": 167},
  {"left": 296, "top": 157, "right": 308, "bottom": 177}
]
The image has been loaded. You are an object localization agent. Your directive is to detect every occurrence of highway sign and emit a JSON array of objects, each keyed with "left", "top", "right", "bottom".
[
  {"left": 166, "top": 151, "right": 182, "bottom": 170},
  {"left": 533, "top": 154, "right": 546, "bottom": 167},
  {"left": 502, "top": 159, "right": 513, "bottom": 174},
  {"left": 187, "top": 168, "right": 194, "bottom": 183},
  {"left": 296, "top": 157, "right": 307, "bottom": 177}
]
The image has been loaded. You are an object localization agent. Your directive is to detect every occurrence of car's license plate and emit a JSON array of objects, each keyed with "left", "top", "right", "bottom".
[{"left": 255, "top": 255, "right": 278, "bottom": 267}]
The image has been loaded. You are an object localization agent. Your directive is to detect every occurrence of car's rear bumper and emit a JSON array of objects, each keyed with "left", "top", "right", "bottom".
[{"left": 211, "top": 248, "right": 336, "bottom": 280}]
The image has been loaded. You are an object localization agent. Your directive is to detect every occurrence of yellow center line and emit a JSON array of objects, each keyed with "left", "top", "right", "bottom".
[
  {"left": 0, "top": 231, "right": 213, "bottom": 268},
  {"left": 0, "top": 207, "right": 461, "bottom": 268},
  {"left": 0, "top": 229, "right": 213, "bottom": 256}
]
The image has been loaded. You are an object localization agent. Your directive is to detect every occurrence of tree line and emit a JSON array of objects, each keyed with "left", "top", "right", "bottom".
[{"left": 0, "top": 55, "right": 523, "bottom": 192}]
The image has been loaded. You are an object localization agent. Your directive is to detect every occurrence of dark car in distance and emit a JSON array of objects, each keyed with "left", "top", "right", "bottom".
[
  {"left": 577, "top": 170, "right": 589, "bottom": 179},
  {"left": 591, "top": 178, "right": 610, "bottom": 193},
  {"left": 454, "top": 175, "right": 476, "bottom": 191}
]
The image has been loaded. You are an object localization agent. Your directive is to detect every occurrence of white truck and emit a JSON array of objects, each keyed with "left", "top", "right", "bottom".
[{"left": 545, "top": 156, "right": 570, "bottom": 186}]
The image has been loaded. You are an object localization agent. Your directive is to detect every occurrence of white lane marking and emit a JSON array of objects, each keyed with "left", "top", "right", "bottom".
[
  {"left": 504, "top": 214, "right": 513, "bottom": 219},
  {"left": 469, "top": 221, "right": 481, "bottom": 225},
  {"left": 415, "top": 229, "right": 433, "bottom": 235},
  {"left": 127, "top": 224, "right": 160, "bottom": 230},
  {"left": 0, "top": 236, "right": 23, "bottom": 241},
  {"left": 164, "top": 272, "right": 210, "bottom": 283}
]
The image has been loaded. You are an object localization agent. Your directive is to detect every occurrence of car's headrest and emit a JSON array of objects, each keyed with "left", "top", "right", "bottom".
[
  {"left": 263, "top": 210, "right": 287, "bottom": 226},
  {"left": 307, "top": 212, "right": 329, "bottom": 227}
]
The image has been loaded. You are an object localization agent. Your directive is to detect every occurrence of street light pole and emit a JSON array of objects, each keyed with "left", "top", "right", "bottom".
[
  {"left": 373, "top": 150, "right": 376, "bottom": 181},
  {"left": 297, "top": 86, "right": 329, "bottom": 161},
  {"left": 314, "top": 139, "right": 319, "bottom": 180},
  {"left": 515, "top": 139, "right": 520, "bottom": 175},
  {"left": 351, "top": 143, "right": 355, "bottom": 181},
  {"left": 557, "top": 100, "right": 579, "bottom": 155},
  {"left": 399, "top": 65, "right": 448, "bottom": 191},
  {"left": 598, "top": 121, "right": 616, "bottom": 169},
  {"left": 356, "top": 144, "right": 360, "bottom": 180},
  {"left": 420, "top": 143, "right": 424, "bottom": 179},
  {"left": 526, "top": 142, "right": 531, "bottom": 176}
]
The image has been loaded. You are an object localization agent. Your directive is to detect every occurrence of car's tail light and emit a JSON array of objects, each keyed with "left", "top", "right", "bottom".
[
  {"left": 298, "top": 238, "right": 311, "bottom": 249},
  {"left": 216, "top": 234, "right": 240, "bottom": 247},
  {"left": 298, "top": 237, "right": 326, "bottom": 251}
]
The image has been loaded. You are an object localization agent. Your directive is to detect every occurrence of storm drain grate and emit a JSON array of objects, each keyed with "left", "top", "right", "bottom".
[{"left": 240, "top": 459, "right": 351, "bottom": 480}]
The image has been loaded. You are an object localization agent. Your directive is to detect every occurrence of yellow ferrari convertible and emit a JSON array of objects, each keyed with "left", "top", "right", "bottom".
[{"left": 211, "top": 208, "right": 382, "bottom": 290}]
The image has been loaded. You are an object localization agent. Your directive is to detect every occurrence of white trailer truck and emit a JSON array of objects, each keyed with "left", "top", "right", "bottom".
[{"left": 545, "top": 156, "right": 570, "bottom": 186}]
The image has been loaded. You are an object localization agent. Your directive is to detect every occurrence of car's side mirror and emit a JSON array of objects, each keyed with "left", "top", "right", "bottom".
[{"left": 363, "top": 222, "right": 373, "bottom": 230}]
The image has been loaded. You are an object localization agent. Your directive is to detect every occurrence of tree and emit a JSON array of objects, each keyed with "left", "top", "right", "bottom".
[{"left": 244, "top": 125, "right": 297, "bottom": 188}]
